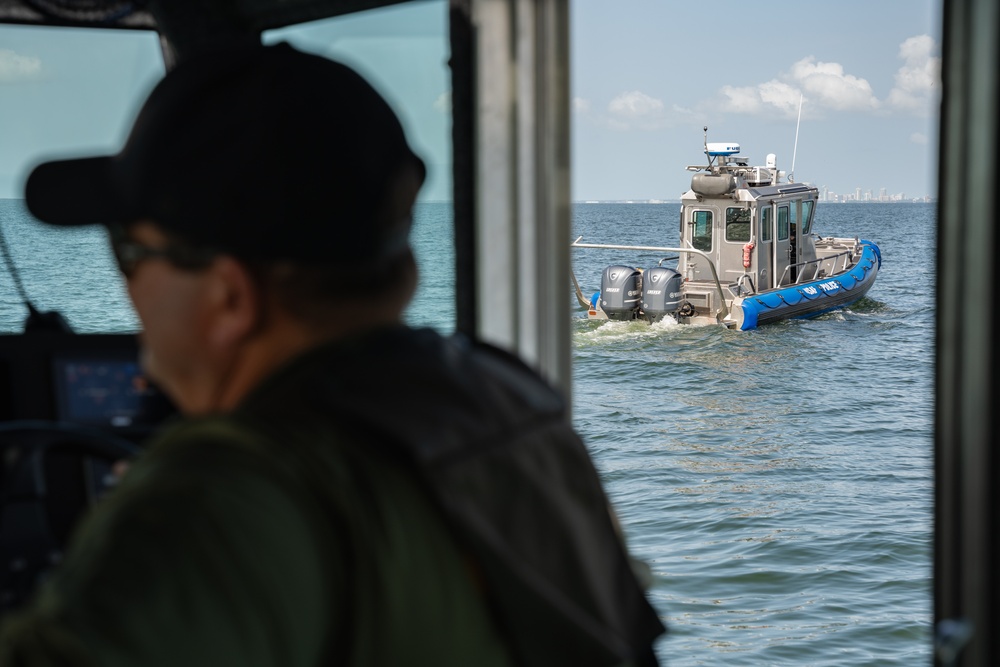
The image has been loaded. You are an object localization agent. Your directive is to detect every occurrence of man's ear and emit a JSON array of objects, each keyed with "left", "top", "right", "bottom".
[{"left": 203, "top": 257, "right": 263, "bottom": 348}]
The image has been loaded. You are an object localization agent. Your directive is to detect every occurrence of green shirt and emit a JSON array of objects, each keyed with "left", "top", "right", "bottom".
[{"left": 0, "top": 335, "right": 514, "bottom": 666}]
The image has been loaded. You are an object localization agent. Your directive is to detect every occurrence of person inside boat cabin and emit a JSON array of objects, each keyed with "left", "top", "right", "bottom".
[{"left": 0, "top": 43, "right": 663, "bottom": 666}]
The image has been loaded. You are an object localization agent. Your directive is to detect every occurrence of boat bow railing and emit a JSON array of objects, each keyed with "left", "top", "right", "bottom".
[
  {"left": 776, "top": 248, "right": 854, "bottom": 287},
  {"left": 571, "top": 237, "right": 731, "bottom": 322}
]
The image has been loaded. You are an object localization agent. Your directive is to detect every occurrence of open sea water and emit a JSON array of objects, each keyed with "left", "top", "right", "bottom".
[
  {"left": 569, "top": 202, "right": 933, "bottom": 666},
  {"left": 0, "top": 199, "right": 933, "bottom": 665}
]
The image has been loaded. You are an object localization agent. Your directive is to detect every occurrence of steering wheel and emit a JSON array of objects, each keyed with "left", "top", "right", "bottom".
[{"left": 0, "top": 421, "right": 139, "bottom": 614}]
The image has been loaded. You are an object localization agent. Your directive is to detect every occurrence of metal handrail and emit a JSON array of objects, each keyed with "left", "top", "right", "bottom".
[
  {"left": 776, "top": 248, "right": 854, "bottom": 287},
  {"left": 571, "top": 237, "right": 730, "bottom": 322}
]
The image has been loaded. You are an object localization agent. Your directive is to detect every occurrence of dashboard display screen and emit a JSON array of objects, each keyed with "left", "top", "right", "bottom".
[{"left": 52, "top": 357, "right": 162, "bottom": 429}]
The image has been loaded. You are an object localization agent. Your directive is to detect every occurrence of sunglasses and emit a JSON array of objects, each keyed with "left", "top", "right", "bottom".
[{"left": 109, "top": 226, "right": 217, "bottom": 277}]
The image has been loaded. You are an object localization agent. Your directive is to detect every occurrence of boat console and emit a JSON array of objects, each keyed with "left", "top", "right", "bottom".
[
  {"left": 0, "top": 330, "right": 174, "bottom": 613},
  {"left": 0, "top": 332, "right": 174, "bottom": 443}
]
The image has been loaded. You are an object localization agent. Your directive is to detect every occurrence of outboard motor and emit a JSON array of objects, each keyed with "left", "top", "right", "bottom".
[
  {"left": 600, "top": 265, "right": 642, "bottom": 321},
  {"left": 641, "top": 266, "right": 683, "bottom": 322}
]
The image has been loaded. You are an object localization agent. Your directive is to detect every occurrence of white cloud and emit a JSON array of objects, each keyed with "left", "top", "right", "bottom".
[
  {"left": 609, "top": 90, "right": 664, "bottom": 117},
  {"left": 573, "top": 97, "right": 591, "bottom": 114},
  {"left": 720, "top": 56, "right": 878, "bottom": 119},
  {"left": 790, "top": 57, "right": 880, "bottom": 112},
  {"left": 757, "top": 80, "right": 802, "bottom": 114},
  {"left": 671, "top": 103, "right": 695, "bottom": 116},
  {"left": 887, "top": 35, "right": 940, "bottom": 112},
  {"left": 433, "top": 91, "right": 451, "bottom": 113},
  {"left": 0, "top": 49, "right": 41, "bottom": 83},
  {"left": 720, "top": 80, "right": 802, "bottom": 118},
  {"left": 716, "top": 36, "right": 939, "bottom": 119},
  {"left": 720, "top": 85, "right": 766, "bottom": 115},
  {"left": 607, "top": 90, "right": 666, "bottom": 130},
  {"left": 910, "top": 132, "right": 929, "bottom": 145}
]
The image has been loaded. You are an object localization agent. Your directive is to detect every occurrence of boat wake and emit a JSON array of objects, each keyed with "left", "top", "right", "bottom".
[{"left": 572, "top": 313, "right": 726, "bottom": 347}]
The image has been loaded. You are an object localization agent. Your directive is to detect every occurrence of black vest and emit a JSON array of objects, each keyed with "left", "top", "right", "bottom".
[{"left": 314, "top": 328, "right": 665, "bottom": 666}]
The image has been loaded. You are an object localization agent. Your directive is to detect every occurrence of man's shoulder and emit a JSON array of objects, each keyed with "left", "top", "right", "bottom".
[
  {"left": 123, "top": 417, "right": 287, "bottom": 500},
  {"left": 310, "top": 327, "right": 566, "bottom": 426},
  {"left": 234, "top": 327, "right": 566, "bottom": 450},
  {"left": 144, "top": 415, "right": 268, "bottom": 460},
  {"left": 277, "top": 326, "right": 558, "bottom": 402}
]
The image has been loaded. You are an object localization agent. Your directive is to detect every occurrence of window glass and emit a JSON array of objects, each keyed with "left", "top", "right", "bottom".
[
  {"left": 1, "top": 3, "right": 454, "bottom": 335},
  {"left": 266, "top": 1, "right": 453, "bottom": 332},
  {"left": 760, "top": 206, "right": 772, "bottom": 242},
  {"left": 802, "top": 200, "right": 814, "bottom": 235},
  {"left": 691, "top": 210, "right": 713, "bottom": 251},
  {"left": 778, "top": 205, "right": 789, "bottom": 241},
  {"left": 0, "top": 25, "right": 163, "bottom": 334},
  {"left": 264, "top": 3, "right": 450, "bottom": 203},
  {"left": 725, "top": 208, "right": 751, "bottom": 242}
]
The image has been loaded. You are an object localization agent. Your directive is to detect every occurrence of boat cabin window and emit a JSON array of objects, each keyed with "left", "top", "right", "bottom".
[
  {"left": 760, "top": 206, "right": 773, "bottom": 242},
  {"left": 725, "top": 208, "right": 751, "bottom": 243},
  {"left": 1, "top": 1, "right": 454, "bottom": 335},
  {"left": 777, "top": 205, "right": 790, "bottom": 241},
  {"left": 691, "top": 210, "right": 713, "bottom": 251},
  {"left": 801, "top": 200, "right": 814, "bottom": 235},
  {"left": 0, "top": 26, "right": 163, "bottom": 334},
  {"left": 264, "top": 1, "right": 454, "bottom": 332}
]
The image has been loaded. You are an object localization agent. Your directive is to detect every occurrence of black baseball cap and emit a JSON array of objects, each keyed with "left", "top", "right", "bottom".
[{"left": 25, "top": 42, "right": 425, "bottom": 266}]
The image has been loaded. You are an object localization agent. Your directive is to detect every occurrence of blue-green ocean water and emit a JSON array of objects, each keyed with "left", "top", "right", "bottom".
[
  {"left": 570, "top": 203, "right": 932, "bottom": 665},
  {"left": 0, "top": 199, "right": 932, "bottom": 665}
]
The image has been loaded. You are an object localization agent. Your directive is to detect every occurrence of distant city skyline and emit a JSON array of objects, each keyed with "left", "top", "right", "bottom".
[
  {"left": 573, "top": 197, "right": 934, "bottom": 204},
  {"left": 571, "top": 179, "right": 935, "bottom": 204},
  {"left": 818, "top": 184, "right": 933, "bottom": 203}
]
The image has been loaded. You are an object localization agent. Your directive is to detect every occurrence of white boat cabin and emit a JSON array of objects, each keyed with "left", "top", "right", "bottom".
[{"left": 678, "top": 142, "right": 820, "bottom": 315}]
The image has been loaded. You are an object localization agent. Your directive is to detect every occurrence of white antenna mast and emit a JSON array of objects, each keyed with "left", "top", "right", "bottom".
[
  {"left": 702, "top": 125, "right": 715, "bottom": 169},
  {"left": 789, "top": 94, "right": 803, "bottom": 182}
]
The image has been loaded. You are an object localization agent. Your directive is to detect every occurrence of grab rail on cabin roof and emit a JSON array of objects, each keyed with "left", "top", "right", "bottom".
[{"left": 571, "top": 238, "right": 731, "bottom": 323}]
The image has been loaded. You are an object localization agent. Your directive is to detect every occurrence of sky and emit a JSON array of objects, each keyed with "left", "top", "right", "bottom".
[
  {"left": 0, "top": 0, "right": 940, "bottom": 203},
  {"left": 572, "top": 1, "right": 941, "bottom": 201}
]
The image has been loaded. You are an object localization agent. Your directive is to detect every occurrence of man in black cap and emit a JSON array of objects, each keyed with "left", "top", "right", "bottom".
[{"left": 0, "top": 43, "right": 663, "bottom": 666}]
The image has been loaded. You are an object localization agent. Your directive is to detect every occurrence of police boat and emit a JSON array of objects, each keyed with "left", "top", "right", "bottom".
[{"left": 572, "top": 133, "right": 881, "bottom": 331}]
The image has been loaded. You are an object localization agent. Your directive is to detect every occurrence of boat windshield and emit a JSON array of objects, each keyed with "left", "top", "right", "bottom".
[
  {"left": 265, "top": 1, "right": 454, "bottom": 332},
  {"left": 0, "top": 1, "right": 454, "bottom": 335},
  {"left": 0, "top": 25, "right": 163, "bottom": 334}
]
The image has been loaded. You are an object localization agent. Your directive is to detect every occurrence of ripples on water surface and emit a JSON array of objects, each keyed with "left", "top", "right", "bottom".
[
  {"left": 573, "top": 202, "right": 933, "bottom": 665},
  {"left": 0, "top": 199, "right": 933, "bottom": 665}
]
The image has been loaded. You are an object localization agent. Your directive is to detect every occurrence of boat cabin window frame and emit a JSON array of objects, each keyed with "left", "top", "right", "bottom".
[
  {"left": 760, "top": 205, "right": 773, "bottom": 243},
  {"left": 777, "top": 205, "right": 790, "bottom": 241},
  {"left": 801, "top": 200, "right": 815, "bottom": 235},
  {"left": 725, "top": 207, "right": 752, "bottom": 243},
  {"left": 690, "top": 209, "right": 713, "bottom": 252}
]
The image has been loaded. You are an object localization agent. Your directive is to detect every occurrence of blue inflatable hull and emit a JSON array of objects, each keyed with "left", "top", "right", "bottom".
[{"left": 734, "top": 240, "right": 881, "bottom": 331}]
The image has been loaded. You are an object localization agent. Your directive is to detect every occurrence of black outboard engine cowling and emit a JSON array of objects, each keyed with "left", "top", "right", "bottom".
[
  {"left": 642, "top": 266, "right": 683, "bottom": 322},
  {"left": 600, "top": 265, "right": 642, "bottom": 321}
]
